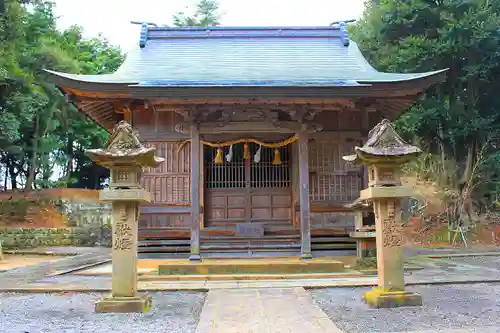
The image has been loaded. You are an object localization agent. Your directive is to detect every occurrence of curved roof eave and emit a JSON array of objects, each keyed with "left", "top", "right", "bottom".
[
  {"left": 43, "top": 69, "right": 139, "bottom": 85},
  {"left": 43, "top": 68, "right": 448, "bottom": 93}
]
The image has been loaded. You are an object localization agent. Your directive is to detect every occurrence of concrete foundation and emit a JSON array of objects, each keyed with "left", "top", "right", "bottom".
[
  {"left": 363, "top": 287, "right": 422, "bottom": 308},
  {"left": 95, "top": 293, "right": 153, "bottom": 313}
]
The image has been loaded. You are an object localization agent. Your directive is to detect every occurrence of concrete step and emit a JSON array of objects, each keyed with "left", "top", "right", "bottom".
[
  {"left": 141, "top": 271, "right": 363, "bottom": 281},
  {"left": 158, "top": 257, "right": 346, "bottom": 275}
]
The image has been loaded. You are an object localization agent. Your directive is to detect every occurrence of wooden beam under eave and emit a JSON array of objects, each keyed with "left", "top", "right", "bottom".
[
  {"left": 66, "top": 88, "right": 130, "bottom": 99},
  {"left": 150, "top": 98, "right": 357, "bottom": 108},
  {"left": 200, "top": 121, "right": 299, "bottom": 134},
  {"left": 85, "top": 102, "right": 113, "bottom": 116}
]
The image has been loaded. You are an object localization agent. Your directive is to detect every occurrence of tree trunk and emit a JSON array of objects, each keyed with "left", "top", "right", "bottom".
[
  {"left": 4, "top": 163, "right": 7, "bottom": 190},
  {"left": 41, "top": 155, "right": 51, "bottom": 188},
  {"left": 64, "top": 136, "right": 74, "bottom": 187},
  {"left": 437, "top": 121, "right": 446, "bottom": 170},
  {"left": 459, "top": 141, "right": 475, "bottom": 187},
  {"left": 9, "top": 162, "right": 17, "bottom": 189},
  {"left": 25, "top": 113, "right": 40, "bottom": 191}
]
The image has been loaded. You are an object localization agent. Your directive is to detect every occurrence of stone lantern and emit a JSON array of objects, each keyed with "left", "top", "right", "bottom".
[
  {"left": 343, "top": 118, "right": 421, "bottom": 308},
  {"left": 86, "top": 121, "right": 164, "bottom": 313}
]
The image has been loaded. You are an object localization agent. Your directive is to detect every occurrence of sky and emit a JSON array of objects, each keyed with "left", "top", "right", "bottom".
[{"left": 53, "top": 0, "right": 366, "bottom": 52}]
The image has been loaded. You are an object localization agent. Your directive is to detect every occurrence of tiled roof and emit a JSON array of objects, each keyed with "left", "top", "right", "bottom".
[{"left": 45, "top": 25, "right": 446, "bottom": 87}]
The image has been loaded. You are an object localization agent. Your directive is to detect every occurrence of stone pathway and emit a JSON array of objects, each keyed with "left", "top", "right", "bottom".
[
  {"left": 195, "top": 287, "right": 344, "bottom": 333},
  {"left": 0, "top": 247, "right": 110, "bottom": 288}
]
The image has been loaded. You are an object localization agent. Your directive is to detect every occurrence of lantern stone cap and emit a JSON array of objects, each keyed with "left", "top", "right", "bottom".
[
  {"left": 85, "top": 121, "right": 164, "bottom": 168},
  {"left": 342, "top": 118, "right": 421, "bottom": 164}
]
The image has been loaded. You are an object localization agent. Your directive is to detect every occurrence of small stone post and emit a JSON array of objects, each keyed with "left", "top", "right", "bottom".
[
  {"left": 343, "top": 119, "right": 421, "bottom": 308},
  {"left": 86, "top": 121, "right": 164, "bottom": 313}
]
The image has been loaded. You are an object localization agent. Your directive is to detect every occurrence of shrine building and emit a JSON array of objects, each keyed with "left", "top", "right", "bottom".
[{"left": 45, "top": 22, "right": 446, "bottom": 259}]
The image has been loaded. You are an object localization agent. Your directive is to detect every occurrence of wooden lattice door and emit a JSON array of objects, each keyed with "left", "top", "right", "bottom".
[{"left": 204, "top": 143, "right": 292, "bottom": 229}]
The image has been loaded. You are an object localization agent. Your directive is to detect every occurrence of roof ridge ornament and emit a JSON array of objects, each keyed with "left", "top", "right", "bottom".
[
  {"left": 330, "top": 19, "right": 355, "bottom": 47},
  {"left": 131, "top": 21, "right": 159, "bottom": 48}
]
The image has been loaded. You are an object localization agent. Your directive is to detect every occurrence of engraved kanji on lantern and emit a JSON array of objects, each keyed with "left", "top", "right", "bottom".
[
  {"left": 86, "top": 121, "right": 164, "bottom": 313},
  {"left": 343, "top": 118, "right": 422, "bottom": 309}
]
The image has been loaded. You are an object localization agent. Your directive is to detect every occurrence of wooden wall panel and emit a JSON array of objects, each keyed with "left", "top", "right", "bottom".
[
  {"left": 314, "top": 111, "right": 362, "bottom": 131},
  {"left": 135, "top": 110, "right": 188, "bottom": 141},
  {"left": 142, "top": 141, "right": 191, "bottom": 204},
  {"left": 310, "top": 212, "right": 355, "bottom": 229}
]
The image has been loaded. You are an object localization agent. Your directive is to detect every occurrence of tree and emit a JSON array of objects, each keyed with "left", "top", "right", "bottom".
[
  {"left": 173, "top": 0, "right": 221, "bottom": 27},
  {"left": 351, "top": 0, "right": 500, "bottom": 222},
  {"left": 0, "top": 0, "right": 123, "bottom": 190}
]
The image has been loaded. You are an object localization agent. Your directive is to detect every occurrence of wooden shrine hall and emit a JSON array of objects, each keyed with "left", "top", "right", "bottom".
[{"left": 45, "top": 22, "right": 446, "bottom": 259}]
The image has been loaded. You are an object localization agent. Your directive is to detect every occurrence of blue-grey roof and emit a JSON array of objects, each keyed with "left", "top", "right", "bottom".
[{"left": 45, "top": 25, "right": 446, "bottom": 87}]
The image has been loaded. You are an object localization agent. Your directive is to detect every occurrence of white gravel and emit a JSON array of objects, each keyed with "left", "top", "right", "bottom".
[
  {"left": 0, "top": 292, "right": 206, "bottom": 333},
  {"left": 310, "top": 283, "right": 500, "bottom": 333}
]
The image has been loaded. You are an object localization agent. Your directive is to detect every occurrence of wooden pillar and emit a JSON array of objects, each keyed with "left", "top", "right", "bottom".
[
  {"left": 189, "top": 122, "right": 201, "bottom": 261},
  {"left": 297, "top": 127, "right": 312, "bottom": 259}
]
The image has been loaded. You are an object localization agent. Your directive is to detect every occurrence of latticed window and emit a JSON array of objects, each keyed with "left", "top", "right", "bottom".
[
  {"left": 141, "top": 142, "right": 191, "bottom": 203},
  {"left": 308, "top": 139, "right": 362, "bottom": 202}
]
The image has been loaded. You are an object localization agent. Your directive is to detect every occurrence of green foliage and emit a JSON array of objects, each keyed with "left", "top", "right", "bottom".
[
  {"left": 354, "top": 257, "right": 378, "bottom": 270},
  {"left": 0, "top": 0, "right": 123, "bottom": 189},
  {"left": 0, "top": 0, "right": 221, "bottom": 190},
  {"left": 352, "top": 0, "right": 500, "bottom": 214},
  {"left": 173, "top": 0, "right": 222, "bottom": 27}
]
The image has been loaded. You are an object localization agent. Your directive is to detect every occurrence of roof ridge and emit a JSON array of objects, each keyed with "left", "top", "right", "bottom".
[{"left": 131, "top": 21, "right": 354, "bottom": 48}]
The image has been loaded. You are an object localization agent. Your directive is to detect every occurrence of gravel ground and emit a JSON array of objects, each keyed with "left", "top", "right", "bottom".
[
  {"left": 0, "top": 292, "right": 206, "bottom": 333},
  {"left": 310, "top": 283, "right": 500, "bottom": 333}
]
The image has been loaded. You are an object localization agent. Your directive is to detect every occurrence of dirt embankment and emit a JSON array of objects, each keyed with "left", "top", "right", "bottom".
[
  {"left": 401, "top": 176, "right": 445, "bottom": 217},
  {"left": 0, "top": 189, "right": 101, "bottom": 228}
]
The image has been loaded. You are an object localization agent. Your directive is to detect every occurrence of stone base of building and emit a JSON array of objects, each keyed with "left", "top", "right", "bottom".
[
  {"left": 363, "top": 287, "right": 422, "bottom": 308},
  {"left": 95, "top": 294, "right": 152, "bottom": 313}
]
